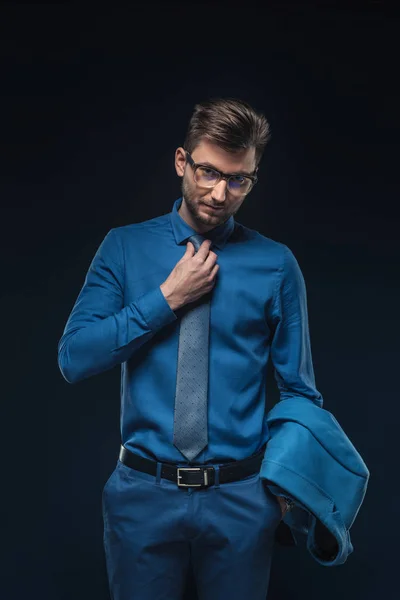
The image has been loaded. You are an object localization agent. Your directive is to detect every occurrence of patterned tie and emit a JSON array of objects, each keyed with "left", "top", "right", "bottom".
[{"left": 173, "top": 234, "right": 211, "bottom": 462}]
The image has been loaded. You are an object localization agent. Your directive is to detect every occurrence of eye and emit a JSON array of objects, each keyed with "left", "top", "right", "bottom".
[
  {"left": 197, "top": 167, "right": 219, "bottom": 180},
  {"left": 231, "top": 175, "right": 246, "bottom": 184}
]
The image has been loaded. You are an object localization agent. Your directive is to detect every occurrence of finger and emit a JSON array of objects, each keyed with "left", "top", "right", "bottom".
[
  {"left": 196, "top": 239, "right": 213, "bottom": 259},
  {"left": 211, "top": 263, "right": 219, "bottom": 278},
  {"left": 204, "top": 250, "right": 218, "bottom": 269}
]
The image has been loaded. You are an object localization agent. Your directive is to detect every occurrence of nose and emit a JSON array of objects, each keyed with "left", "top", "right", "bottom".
[{"left": 211, "top": 179, "right": 227, "bottom": 203}]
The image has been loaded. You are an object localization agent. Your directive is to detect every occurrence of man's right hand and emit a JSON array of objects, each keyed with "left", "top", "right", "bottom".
[{"left": 160, "top": 239, "right": 219, "bottom": 312}]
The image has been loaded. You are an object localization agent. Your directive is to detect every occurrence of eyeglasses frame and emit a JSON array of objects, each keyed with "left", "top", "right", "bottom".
[{"left": 184, "top": 150, "right": 258, "bottom": 194}]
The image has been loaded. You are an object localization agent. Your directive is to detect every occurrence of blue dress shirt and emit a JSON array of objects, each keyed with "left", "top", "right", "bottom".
[{"left": 58, "top": 196, "right": 323, "bottom": 465}]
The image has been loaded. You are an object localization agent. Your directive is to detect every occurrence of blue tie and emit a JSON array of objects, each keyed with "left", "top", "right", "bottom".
[{"left": 173, "top": 234, "right": 211, "bottom": 462}]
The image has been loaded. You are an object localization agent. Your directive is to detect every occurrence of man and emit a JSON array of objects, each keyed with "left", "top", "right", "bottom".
[{"left": 58, "top": 98, "right": 324, "bottom": 599}]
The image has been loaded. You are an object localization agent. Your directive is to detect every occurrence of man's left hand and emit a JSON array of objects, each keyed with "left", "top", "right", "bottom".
[{"left": 276, "top": 496, "right": 289, "bottom": 518}]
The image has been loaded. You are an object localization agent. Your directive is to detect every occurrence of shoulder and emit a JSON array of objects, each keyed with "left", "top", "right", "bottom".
[
  {"left": 108, "top": 212, "right": 170, "bottom": 247},
  {"left": 232, "top": 220, "right": 295, "bottom": 269}
]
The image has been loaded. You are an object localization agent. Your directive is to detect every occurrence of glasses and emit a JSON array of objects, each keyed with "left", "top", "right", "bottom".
[{"left": 185, "top": 151, "right": 257, "bottom": 196}]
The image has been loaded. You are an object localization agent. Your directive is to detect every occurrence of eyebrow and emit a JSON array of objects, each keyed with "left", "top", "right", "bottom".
[{"left": 199, "top": 161, "right": 254, "bottom": 177}]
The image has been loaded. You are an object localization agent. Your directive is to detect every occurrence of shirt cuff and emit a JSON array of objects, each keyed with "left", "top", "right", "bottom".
[{"left": 135, "top": 286, "right": 178, "bottom": 332}]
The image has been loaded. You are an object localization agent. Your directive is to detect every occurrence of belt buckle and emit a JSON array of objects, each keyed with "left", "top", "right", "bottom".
[{"left": 177, "top": 467, "right": 206, "bottom": 488}]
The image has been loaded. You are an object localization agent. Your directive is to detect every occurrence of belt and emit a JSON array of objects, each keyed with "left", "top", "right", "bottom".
[{"left": 119, "top": 444, "right": 266, "bottom": 489}]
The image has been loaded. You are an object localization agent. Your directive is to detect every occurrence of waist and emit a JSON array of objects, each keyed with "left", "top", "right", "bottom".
[{"left": 119, "top": 443, "right": 267, "bottom": 489}]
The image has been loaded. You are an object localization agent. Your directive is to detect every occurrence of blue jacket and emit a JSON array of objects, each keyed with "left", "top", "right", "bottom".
[{"left": 260, "top": 397, "right": 369, "bottom": 566}]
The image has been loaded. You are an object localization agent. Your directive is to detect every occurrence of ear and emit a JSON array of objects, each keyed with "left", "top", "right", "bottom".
[{"left": 175, "top": 147, "right": 186, "bottom": 177}]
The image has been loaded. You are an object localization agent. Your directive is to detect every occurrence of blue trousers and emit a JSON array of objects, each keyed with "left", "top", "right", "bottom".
[{"left": 102, "top": 457, "right": 282, "bottom": 600}]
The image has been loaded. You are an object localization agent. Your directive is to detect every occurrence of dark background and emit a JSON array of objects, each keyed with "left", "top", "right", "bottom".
[{"left": 2, "top": 3, "right": 398, "bottom": 599}]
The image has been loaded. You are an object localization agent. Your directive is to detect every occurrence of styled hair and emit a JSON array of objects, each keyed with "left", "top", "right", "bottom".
[{"left": 183, "top": 98, "right": 271, "bottom": 168}]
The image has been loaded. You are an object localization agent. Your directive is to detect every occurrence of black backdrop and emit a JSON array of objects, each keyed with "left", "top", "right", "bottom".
[{"left": 2, "top": 3, "right": 398, "bottom": 600}]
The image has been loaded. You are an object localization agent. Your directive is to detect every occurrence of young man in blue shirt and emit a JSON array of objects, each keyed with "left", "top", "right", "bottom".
[{"left": 59, "top": 98, "right": 323, "bottom": 599}]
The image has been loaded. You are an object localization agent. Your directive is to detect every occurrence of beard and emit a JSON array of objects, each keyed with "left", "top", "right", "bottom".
[
  {"left": 181, "top": 176, "right": 238, "bottom": 229},
  {"left": 181, "top": 177, "right": 211, "bottom": 227}
]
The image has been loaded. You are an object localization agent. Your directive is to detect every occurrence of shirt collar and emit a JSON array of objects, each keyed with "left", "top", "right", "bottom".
[{"left": 170, "top": 197, "right": 235, "bottom": 250}]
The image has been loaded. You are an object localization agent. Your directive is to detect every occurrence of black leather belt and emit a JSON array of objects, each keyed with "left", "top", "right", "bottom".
[{"left": 119, "top": 444, "right": 266, "bottom": 489}]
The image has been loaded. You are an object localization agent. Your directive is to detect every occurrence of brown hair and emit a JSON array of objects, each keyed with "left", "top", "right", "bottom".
[{"left": 183, "top": 98, "right": 270, "bottom": 168}]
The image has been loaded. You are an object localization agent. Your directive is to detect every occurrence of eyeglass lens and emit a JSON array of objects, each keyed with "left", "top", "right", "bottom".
[{"left": 194, "top": 166, "right": 252, "bottom": 194}]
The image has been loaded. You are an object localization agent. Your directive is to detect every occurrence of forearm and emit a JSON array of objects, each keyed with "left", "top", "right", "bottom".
[
  {"left": 270, "top": 245, "right": 323, "bottom": 408},
  {"left": 58, "top": 287, "right": 177, "bottom": 384}
]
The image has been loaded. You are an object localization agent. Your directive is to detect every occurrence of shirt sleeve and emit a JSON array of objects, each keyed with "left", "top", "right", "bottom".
[
  {"left": 270, "top": 245, "right": 323, "bottom": 408},
  {"left": 57, "top": 228, "right": 177, "bottom": 384}
]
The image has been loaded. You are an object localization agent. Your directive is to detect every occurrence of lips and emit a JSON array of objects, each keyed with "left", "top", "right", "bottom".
[{"left": 204, "top": 204, "right": 223, "bottom": 210}]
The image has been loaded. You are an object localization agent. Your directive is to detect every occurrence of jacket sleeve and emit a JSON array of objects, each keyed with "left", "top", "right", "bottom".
[
  {"left": 57, "top": 228, "right": 177, "bottom": 384},
  {"left": 269, "top": 245, "right": 323, "bottom": 408}
]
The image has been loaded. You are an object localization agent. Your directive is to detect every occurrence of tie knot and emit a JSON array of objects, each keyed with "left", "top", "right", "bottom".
[{"left": 188, "top": 234, "right": 210, "bottom": 252}]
